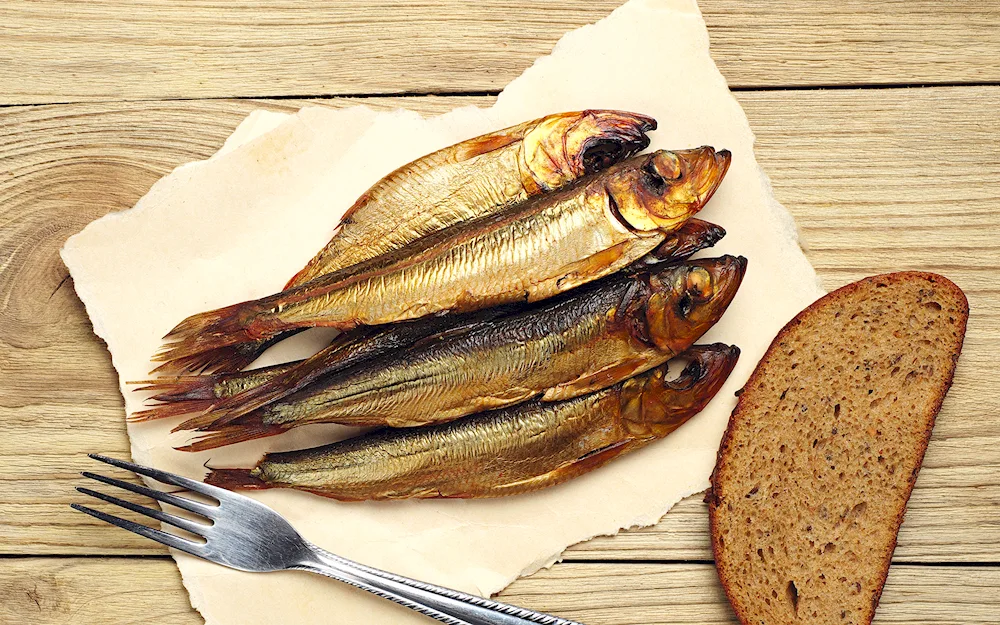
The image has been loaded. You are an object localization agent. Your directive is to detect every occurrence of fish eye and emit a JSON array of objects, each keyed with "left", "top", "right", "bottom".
[
  {"left": 686, "top": 268, "right": 713, "bottom": 301},
  {"left": 676, "top": 292, "right": 693, "bottom": 318}
]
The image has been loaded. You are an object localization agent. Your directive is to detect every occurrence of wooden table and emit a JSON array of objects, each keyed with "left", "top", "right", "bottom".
[{"left": 2, "top": 2, "right": 999, "bottom": 623}]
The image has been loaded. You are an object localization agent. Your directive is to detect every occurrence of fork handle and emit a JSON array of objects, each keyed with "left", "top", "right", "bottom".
[{"left": 298, "top": 544, "right": 584, "bottom": 625}]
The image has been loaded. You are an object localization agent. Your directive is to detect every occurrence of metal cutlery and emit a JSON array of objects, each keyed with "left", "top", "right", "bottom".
[{"left": 72, "top": 454, "right": 583, "bottom": 625}]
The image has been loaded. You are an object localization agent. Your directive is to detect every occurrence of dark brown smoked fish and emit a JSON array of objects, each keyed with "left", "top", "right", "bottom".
[
  {"left": 156, "top": 111, "right": 657, "bottom": 374},
  {"left": 131, "top": 218, "right": 726, "bottom": 424},
  {"left": 154, "top": 147, "right": 732, "bottom": 375},
  {"left": 203, "top": 344, "right": 740, "bottom": 500},
  {"left": 175, "top": 256, "right": 746, "bottom": 451}
]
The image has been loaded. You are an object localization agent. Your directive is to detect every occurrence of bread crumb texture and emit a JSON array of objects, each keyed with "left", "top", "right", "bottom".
[{"left": 709, "top": 272, "right": 968, "bottom": 625}]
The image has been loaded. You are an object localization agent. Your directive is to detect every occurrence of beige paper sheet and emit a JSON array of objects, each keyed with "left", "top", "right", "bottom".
[{"left": 62, "top": 0, "right": 825, "bottom": 622}]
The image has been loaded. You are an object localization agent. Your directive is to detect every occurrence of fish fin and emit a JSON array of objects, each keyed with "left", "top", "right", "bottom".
[
  {"left": 453, "top": 132, "right": 522, "bottom": 161},
  {"left": 148, "top": 345, "right": 251, "bottom": 376},
  {"left": 469, "top": 388, "right": 538, "bottom": 412},
  {"left": 172, "top": 408, "right": 230, "bottom": 433},
  {"left": 128, "top": 399, "right": 216, "bottom": 423},
  {"left": 203, "top": 335, "right": 358, "bottom": 427},
  {"left": 203, "top": 468, "right": 271, "bottom": 491},
  {"left": 153, "top": 302, "right": 269, "bottom": 374},
  {"left": 174, "top": 423, "right": 285, "bottom": 452},
  {"left": 487, "top": 440, "right": 634, "bottom": 496},
  {"left": 540, "top": 239, "right": 642, "bottom": 301},
  {"left": 408, "top": 323, "right": 479, "bottom": 350},
  {"left": 130, "top": 376, "right": 218, "bottom": 402},
  {"left": 542, "top": 357, "right": 655, "bottom": 401}
]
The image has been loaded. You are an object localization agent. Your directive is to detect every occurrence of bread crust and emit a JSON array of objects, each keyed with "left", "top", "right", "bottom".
[{"left": 707, "top": 272, "right": 969, "bottom": 625}]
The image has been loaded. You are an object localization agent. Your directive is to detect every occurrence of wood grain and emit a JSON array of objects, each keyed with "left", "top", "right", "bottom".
[
  {"left": 2, "top": 0, "right": 999, "bottom": 104},
  {"left": 3, "top": 559, "right": 997, "bottom": 624},
  {"left": 1, "top": 86, "right": 997, "bottom": 561}
]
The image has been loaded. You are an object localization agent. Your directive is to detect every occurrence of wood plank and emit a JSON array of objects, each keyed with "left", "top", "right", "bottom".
[
  {"left": 3, "top": 1, "right": 1000, "bottom": 105},
  {"left": 1, "top": 86, "right": 998, "bottom": 561},
  {"left": 2, "top": 558, "right": 998, "bottom": 624}
]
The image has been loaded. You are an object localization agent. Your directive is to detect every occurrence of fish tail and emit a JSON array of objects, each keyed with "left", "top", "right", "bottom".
[
  {"left": 174, "top": 423, "right": 286, "bottom": 452},
  {"left": 201, "top": 331, "right": 365, "bottom": 426},
  {"left": 198, "top": 384, "right": 291, "bottom": 429},
  {"left": 128, "top": 399, "right": 215, "bottom": 423},
  {"left": 149, "top": 345, "right": 257, "bottom": 376},
  {"left": 171, "top": 408, "right": 231, "bottom": 432},
  {"left": 172, "top": 399, "right": 272, "bottom": 433},
  {"left": 153, "top": 302, "right": 277, "bottom": 374},
  {"left": 204, "top": 468, "right": 271, "bottom": 491},
  {"left": 154, "top": 329, "right": 309, "bottom": 376},
  {"left": 130, "top": 376, "right": 219, "bottom": 402}
]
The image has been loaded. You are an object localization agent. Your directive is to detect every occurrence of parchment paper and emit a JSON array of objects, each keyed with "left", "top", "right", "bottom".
[{"left": 62, "top": 0, "right": 825, "bottom": 622}]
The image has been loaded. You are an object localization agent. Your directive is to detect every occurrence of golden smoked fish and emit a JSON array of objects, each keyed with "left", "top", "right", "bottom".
[
  {"left": 154, "top": 148, "right": 731, "bottom": 374},
  {"left": 132, "top": 218, "right": 726, "bottom": 424},
  {"left": 287, "top": 110, "right": 657, "bottom": 288},
  {"left": 166, "top": 111, "right": 656, "bottom": 373},
  {"left": 175, "top": 256, "right": 746, "bottom": 451},
  {"left": 203, "top": 344, "right": 740, "bottom": 500}
]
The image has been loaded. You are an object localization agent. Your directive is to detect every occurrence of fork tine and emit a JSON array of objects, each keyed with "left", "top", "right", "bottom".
[
  {"left": 71, "top": 503, "right": 207, "bottom": 558},
  {"left": 77, "top": 486, "right": 210, "bottom": 537},
  {"left": 89, "top": 453, "right": 234, "bottom": 501},
  {"left": 82, "top": 471, "right": 217, "bottom": 519}
]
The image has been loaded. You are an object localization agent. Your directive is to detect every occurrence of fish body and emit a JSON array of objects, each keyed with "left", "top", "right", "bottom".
[
  {"left": 204, "top": 343, "right": 740, "bottom": 500},
  {"left": 132, "top": 218, "right": 726, "bottom": 424},
  {"left": 156, "top": 111, "right": 655, "bottom": 374},
  {"left": 131, "top": 305, "right": 522, "bottom": 422},
  {"left": 287, "top": 110, "right": 657, "bottom": 288},
  {"left": 155, "top": 148, "right": 732, "bottom": 374},
  {"left": 176, "top": 256, "right": 746, "bottom": 450}
]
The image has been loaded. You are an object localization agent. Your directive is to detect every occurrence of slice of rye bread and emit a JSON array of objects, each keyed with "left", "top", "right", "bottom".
[{"left": 707, "top": 272, "right": 968, "bottom": 625}]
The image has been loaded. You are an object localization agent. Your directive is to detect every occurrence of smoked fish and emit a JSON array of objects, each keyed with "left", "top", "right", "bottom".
[
  {"left": 287, "top": 110, "right": 658, "bottom": 288},
  {"left": 131, "top": 306, "right": 519, "bottom": 422},
  {"left": 133, "top": 218, "right": 726, "bottom": 424},
  {"left": 156, "top": 111, "right": 656, "bottom": 374},
  {"left": 175, "top": 256, "right": 746, "bottom": 451},
  {"left": 203, "top": 343, "right": 740, "bottom": 500},
  {"left": 154, "top": 148, "right": 731, "bottom": 375}
]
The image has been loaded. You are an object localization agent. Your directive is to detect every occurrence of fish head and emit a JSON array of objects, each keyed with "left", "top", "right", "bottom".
[
  {"left": 521, "top": 110, "right": 656, "bottom": 190},
  {"left": 618, "top": 343, "right": 740, "bottom": 438},
  {"left": 636, "top": 219, "right": 727, "bottom": 267},
  {"left": 642, "top": 255, "right": 747, "bottom": 353},
  {"left": 603, "top": 147, "right": 732, "bottom": 232}
]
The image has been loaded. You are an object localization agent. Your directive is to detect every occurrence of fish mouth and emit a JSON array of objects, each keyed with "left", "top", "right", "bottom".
[
  {"left": 672, "top": 146, "right": 732, "bottom": 207},
  {"left": 664, "top": 343, "right": 742, "bottom": 393},
  {"left": 625, "top": 342, "right": 740, "bottom": 434},
  {"left": 700, "top": 254, "right": 747, "bottom": 309},
  {"left": 577, "top": 111, "right": 657, "bottom": 174},
  {"left": 581, "top": 135, "right": 651, "bottom": 174}
]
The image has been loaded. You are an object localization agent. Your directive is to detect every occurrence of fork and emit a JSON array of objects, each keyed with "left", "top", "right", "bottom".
[{"left": 72, "top": 454, "right": 583, "bottom": 625}]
